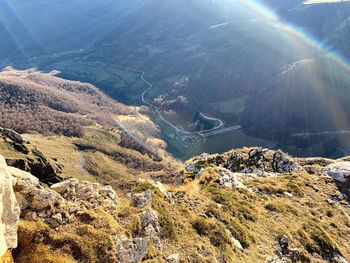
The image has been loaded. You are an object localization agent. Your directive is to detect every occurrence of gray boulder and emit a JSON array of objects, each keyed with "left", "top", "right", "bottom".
[
  {"left": 216, "top": 168, "right": 248, "bottom": 190},
  {"left": 132, "top": 190, "right": 152, "bottom": 208},
  {"left": 323, "top": 162, "right": 350, "bottom": 183},
  {"left": 273, "top": 150, "right": 303, "bottom": 173}
]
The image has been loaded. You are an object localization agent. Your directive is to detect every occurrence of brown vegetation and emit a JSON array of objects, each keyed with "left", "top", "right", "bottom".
[{"left": 0, "top": 68, "right": 132, "bottom": 136}]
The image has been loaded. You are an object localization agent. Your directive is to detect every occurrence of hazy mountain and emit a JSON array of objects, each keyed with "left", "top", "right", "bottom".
[
  {"left": 88, "top": 0, "right": 350, "bottom": 155},
  {"left": 1, "top": 0, "right": 350, "bottom": 157}
]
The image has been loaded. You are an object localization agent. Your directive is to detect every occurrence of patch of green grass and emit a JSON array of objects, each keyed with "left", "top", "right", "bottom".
[
  {"left": 151, "top": 190, "right": 177, "bottom": 241},
  {"left": 192, "top": 217, "right": 232, "bottom": 247},
  {"left": 264, "top": 201, "right": 299, "bottom": 216},
  {"left": 297, "top": 220, "right": 342, "bottom": 259},
  {"left": 204, "top": 204, "right": 254, "bottom": 248},
  {"left": 206, "top": 186, "right": 258, "bottom": 222}
]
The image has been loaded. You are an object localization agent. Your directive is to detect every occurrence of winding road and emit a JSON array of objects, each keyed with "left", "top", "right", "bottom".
[
  {"left": 50, "top": 58, "right": 239, "bottom": 139},
  {"left": 95, "top": 61, "right": 233, "bottom": 137},
  {"left": 50, "top": 58, "right": 242, "bottom": 158},
  {"left": 140, "top": 72, "right": 226, "bottom": 136}
]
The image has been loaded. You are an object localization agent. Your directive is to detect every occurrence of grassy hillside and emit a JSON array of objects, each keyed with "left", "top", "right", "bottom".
[
  {"left": 2, "top": 129, "right": 350, "bottom": 262},
  {"left": 0, "top": 68, "right": 179, "bottom": 184}
]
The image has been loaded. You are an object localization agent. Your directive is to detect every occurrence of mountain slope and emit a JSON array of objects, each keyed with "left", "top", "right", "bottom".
[
  {"left": 2, "top": 129, "right": 350, "bottom": 262},
  {"left": 0, "top": 67, "right": 134, "bottom": 136},
  {"left": 0, "top": 68, "right": 179, "bottom": 186},
  {"left": 0, "top": 68, "right": 349, "bottom": 263},
  {"left": 2, "top": 0, "right": 350, "bottom": 157},
  {"left": 78, "top": 0, "right": 350, "bottom": 157}
]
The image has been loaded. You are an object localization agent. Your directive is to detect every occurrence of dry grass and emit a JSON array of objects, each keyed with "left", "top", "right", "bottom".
[
  {"left": 14, "top": 208, "right": 121, "bottom": 263},
  {"left": 0, "top": 137, "right": 27, "bottom": 160},
  {"left": 157, "top": 167, "right": 350, "bottom": 262},
  {"left": 10, "top": 159, "right": 350, "bottom": 262},
  {"left": 22, "top": 133, "right": 92, "bottom": 182},
  {"left": 22, "top": 126, "right": 178, "bottom": 189},
  {"left": 14, "top": 221, "right": 76, "bottom": 263}
]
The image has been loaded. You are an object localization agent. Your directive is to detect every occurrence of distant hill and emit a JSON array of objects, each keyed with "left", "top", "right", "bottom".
[
  {"left": 0, "top": 67, "right": 132, "bottom": 136},
  {"left": 94, "top": 0, "right": 350, "bottom": 143}
]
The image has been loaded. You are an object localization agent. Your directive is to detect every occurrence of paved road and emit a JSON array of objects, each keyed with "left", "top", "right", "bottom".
[
  {"left": 203, "top": 125, "right": 242, "bottom": 137},
  {"left": 198, "top": 112, "right": 224, "bottom": 130},
  {"left": 52, "top": 59, "right": 234, "bottom": 138},
  {"left": 127, "top": 66, "right": 229, "bottom": 137}
]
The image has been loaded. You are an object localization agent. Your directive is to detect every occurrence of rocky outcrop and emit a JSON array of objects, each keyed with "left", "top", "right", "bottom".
[
  {"left": 116, "top": 191, "right": 161, "bottom": 263},
  {"left": 12, "top": 176, "right": 119, "bottom": 228},
  {"left": 0, "top": 128, "right": 28, "bottom": 155},
  {"left": 0, "top": 152, "right": 120, "bottom": 256},
  {"left": 215, "top": 167, "right": 248, "bottom": 189},
  {"left": 323, "top": 162, "right": 350, "bottom": 183},
  {"left": 185, "top": 148, "right": 304, "bottom": 178},
  {"left": 50, "top": 178, "right": 118, "bottom": 210},
  {"left": 0, "top": 127, "right": 62, "bottom": 185},
  {"left": 132, "top": 190, "right": 152, "bottom": 208},
  {"left": 272, "top": 150, "right": 302, "bottom": 173},
  {"left": 166, "top": 253, "right": 180, "bottom": 263},
  {"left": 182, "top": 148, "right": 305, "bottom": 184},
  {"left": 0, "top": 156, "right": 20, "bottom": 260},
  {"left": 0, "top": 129, "right": 24, "bottom": 145},
  {"left": 7, "top": 149, "right": 63, "bottom": 185}
]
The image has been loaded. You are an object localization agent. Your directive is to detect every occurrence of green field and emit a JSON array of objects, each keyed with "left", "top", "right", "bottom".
[
  {"left": 46, "top": 59, "right": 147, "bottom": 104},
  {"left": 209, "top": 96, "right": 247, "bottom": 115}
]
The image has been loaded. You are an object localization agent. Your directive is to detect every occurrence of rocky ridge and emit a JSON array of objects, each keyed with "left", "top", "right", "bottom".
[
  {"left": 1, "top": 139, "right": 350, "bottom": 262},
  {"left": 182, "top": 147, "right": 350, "bottom": 189}
]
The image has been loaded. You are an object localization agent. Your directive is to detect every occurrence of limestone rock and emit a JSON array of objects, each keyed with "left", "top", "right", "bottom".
[
  {"left": 224, "top": 228, "right": 243, "bottom": 251},
  {"left": 0, "top": 155, "right": 20, "bottom": 258},
  {"left": 224, "top": 152, "right": 243, "bottom": 172},
  {"left": 139, "top": 179, "right": 174, "bottom": 203},
  {"left": 278, "top": 235, "right": 289, "bottom": 256},
  {"left": 115, "top": 234, "right": 149, "bottom": 263},
  {"left": 323, "top": 162, "right": 350, "bottom": 183},
  {"left": 335, "top": 254, "right": 350, "bottom": 263},
  {"left": 166, "top": 253, "right": 180, "bottom": 263},
  {"left": 273, "top": 150, "right": 303, "bottom": 173},
  {"left": 0, "top": 128, "right": 24, "bottom": 145},
  {"left": 13, "top": 172, "right": 63, "bottom": 212},
  {"left": 140, "top": 209, "right": 159, "bottom": 229},
  {"left": 132, "top": 190, "right": 152, "bottom": 208},
  {"left": 7, "top": 166, "right": 39, "bottom": 186},
  {"left": 50, "top": 178, "right": 118, "bottom": 209},
  {"left": 265, "top": 257, "right": 288, "bottom": 263},
  {"left": 116, "top": 207, "right": 161, "bottom": 262},
  {"left": 216, "top": 168, "right": 247, "bottom": 190}
]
